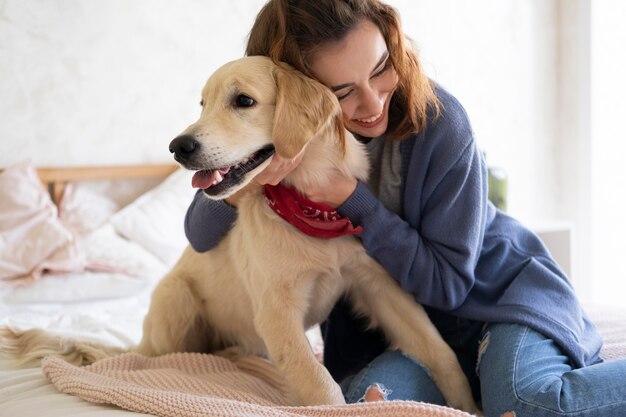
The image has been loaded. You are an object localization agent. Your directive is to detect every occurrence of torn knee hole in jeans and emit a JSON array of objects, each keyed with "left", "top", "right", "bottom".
[
  {"left": 357, "top": 383, "right": 392, "bottom": 402},
  {"left": 475, "top": 331, "right": 490, "bottom": 376}
]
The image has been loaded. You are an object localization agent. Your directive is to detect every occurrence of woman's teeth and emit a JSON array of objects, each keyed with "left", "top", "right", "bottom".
[{"left": 356, "top": 113, "right": 382, "bottom": 124}]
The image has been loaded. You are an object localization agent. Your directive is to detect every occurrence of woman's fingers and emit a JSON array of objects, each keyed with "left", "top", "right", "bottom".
[
  {"left": 304, "top": 171, "right": 357, "bottom": 208},
  {"left": 253, "top": 151, "right": 357, "bottom": 208},
  {"left": 254, "top": 152, "right": 304, "bottom": 185}
]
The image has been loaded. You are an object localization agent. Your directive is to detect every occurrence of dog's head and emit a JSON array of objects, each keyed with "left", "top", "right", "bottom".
[{"left": 169, "top": 56, "right": 343, "bottom": 200}]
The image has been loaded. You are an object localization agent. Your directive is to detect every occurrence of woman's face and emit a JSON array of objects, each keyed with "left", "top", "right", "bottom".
[{"left": 309, "top": 19, "right": 399, "bottom": 138}]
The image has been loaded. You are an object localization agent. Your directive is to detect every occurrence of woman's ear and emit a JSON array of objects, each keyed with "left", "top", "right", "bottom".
[{"left": 272, "top": 64, "right": 341, "bottom": 159}]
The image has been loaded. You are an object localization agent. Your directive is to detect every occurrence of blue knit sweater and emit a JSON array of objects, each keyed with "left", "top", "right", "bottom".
[{"left": 184, "top": 87, "right": 602, "bottom": 380}]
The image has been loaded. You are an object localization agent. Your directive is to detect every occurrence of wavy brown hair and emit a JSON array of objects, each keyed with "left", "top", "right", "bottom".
[{"left": 246, "top": 0, "right": 440, "bottom": 140}]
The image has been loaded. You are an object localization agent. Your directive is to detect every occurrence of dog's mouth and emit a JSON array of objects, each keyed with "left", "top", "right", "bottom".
[{"left": 191, "top": 145, "right": 275, "bottom": 196}]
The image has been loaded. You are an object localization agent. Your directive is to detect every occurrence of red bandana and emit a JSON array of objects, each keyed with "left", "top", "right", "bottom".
[{"left": 262, "top": 183, "right": 363, "bottom": 239}]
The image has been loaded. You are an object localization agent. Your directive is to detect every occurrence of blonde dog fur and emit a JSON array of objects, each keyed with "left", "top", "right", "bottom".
[{"left": 1, "top": 56, "right": 477, "bottom": 413}]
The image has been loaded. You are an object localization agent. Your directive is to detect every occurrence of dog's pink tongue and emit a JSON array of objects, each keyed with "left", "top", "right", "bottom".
[{"left": 192, "top": 170, "right": 217, "bottom": 189}]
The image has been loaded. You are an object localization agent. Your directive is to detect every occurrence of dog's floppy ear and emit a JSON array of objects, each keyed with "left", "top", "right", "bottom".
[{"left": 272, "top": 64, "right": 341, "bottom": 159}]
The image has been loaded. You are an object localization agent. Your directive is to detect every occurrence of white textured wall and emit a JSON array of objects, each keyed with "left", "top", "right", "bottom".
[
  {"left": 590, "top": 0, "right": 626, "bottom": 305},
  {"left": 1, "top": 0, "right": 561, "bottom": 221},
  {"left": 389, "top": 0, "right": 560, "bottom": 226},
  {"left": 0, "top": 0, "right": 266, "bottom": 166},
  {"left": 6, "top": 1, "right": 622, "bottom": 301}
]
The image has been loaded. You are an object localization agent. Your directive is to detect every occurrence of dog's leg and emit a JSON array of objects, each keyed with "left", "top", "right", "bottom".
[
  {"left": 251, "top": 278, "right": 345, "bottom": 406},
  {"left": 347, "top": 258, "right": 479, "bottom": 414},
  {"left": 135, "top": 271, "right": 206, "bottom": 356}
]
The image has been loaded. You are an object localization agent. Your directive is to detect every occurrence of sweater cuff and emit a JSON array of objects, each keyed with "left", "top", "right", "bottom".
[
  {"left": 212, "top": 199, "right": 238, "bottom": 223},
  {"left": 185, "top": 196, "right": 238, "bottom": 253},
  {"left": 337, "top": 181, "right": 379, "bottom": 225}
]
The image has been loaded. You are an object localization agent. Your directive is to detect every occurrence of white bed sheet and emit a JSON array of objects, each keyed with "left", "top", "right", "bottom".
[{"left": 0, "top": 270, "right": 164, "bottom": 417}]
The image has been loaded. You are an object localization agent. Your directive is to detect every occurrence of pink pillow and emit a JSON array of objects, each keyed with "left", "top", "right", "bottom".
[
  {"left": 0, "top": 161, "right": 74, "bottom": 280},
  {"left": 59, "top": 183, "right": 120, "bottom": 236}
]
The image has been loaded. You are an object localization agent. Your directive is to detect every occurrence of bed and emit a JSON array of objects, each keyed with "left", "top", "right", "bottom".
[{"left": 1, "top": 161, "right": 625, "bottom": 417}]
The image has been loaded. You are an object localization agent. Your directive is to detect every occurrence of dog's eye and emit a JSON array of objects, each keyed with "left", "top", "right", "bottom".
[
  {"left": 234, "top": 94, "right": 255, "bottom": 108},
  {"left": 199, "top": 99, "right": 204, "bottom": 107}
]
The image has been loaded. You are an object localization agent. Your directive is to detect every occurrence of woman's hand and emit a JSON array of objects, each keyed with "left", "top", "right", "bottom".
[
  {"left": 303, "top": 170, "right": 358, "bottom": 208},
  {"left": 254, "top": 152, "right": 305, "bottom": 186},
  {"left": 245, "top": 151, "right": 357, "bottom": 208},
  {"left": 225, "top": 153, "right": 303, "bottom": 207}
]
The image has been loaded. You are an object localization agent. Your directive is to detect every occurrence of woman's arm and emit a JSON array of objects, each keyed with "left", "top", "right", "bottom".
[{"left": 338, "top": 92, "right": 488, "bottom": 311}]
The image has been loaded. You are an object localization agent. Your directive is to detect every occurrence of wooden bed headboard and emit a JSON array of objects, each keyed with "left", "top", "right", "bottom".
[{"left": 35, "top": 164, "right": 179, "bottom": 205}]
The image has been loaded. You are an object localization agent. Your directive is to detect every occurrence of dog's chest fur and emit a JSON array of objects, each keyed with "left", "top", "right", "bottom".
[
  {"left": 185, "top": 190, "right": 363, "bottom": 355},
  {"left": 182, "top": 130, "right": 371, "bottom": 356}
]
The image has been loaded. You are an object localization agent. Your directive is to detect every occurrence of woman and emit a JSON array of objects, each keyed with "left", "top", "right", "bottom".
[{"left": 185, "top": 1, "right": 626, "bottom": 415}]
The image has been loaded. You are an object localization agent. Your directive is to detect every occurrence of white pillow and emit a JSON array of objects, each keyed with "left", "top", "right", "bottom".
[
  {"left": 0, "top": 160, "right": 73, "bottom": 280},
  {"left": 84, "top": 224, "right": 167, "bottom": 279},
  {"left": 110, "top": 168, "right": 195, "bottom": 266}
]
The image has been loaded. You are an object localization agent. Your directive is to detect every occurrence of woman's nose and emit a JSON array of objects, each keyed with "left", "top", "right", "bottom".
[{"left": 359, "top": 87, "right": 384, "bottom": 115}]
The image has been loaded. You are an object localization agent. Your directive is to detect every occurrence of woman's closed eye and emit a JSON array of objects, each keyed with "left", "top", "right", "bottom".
[
  {"left": 335, "top": 60, "right": 392, "bottom": 101},
  {"left": 337, "top": 89, "right": 353, "bottom": 101},
  {"left": 372, "top": 59, "right": 392, "bottom": 78}
]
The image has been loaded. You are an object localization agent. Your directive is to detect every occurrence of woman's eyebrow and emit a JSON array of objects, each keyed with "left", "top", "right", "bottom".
[{"left": 330, "top": 50, "right": 389, "bottom": 92}]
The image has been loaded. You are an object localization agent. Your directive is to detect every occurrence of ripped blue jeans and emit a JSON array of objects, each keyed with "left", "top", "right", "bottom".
[{"left": 340, "top": 323, "right": 626, "bottom": 417}]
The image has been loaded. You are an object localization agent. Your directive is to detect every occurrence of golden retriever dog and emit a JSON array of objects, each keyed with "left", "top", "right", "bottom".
[{"left": 1, "top": 56, "right": 477, "bottom": 413}]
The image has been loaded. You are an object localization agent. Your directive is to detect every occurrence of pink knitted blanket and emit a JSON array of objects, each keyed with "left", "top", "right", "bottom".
[
  {"left": 42, "top": 352, "right": 474, "bottom": 417},
  {"left": 592, "top": 304, "right": 626, "bottom": 362}
]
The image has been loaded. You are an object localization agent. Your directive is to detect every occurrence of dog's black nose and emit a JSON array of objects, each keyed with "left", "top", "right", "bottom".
[{"left": 169, "top": 135, "right": 199, "bottom": 161}]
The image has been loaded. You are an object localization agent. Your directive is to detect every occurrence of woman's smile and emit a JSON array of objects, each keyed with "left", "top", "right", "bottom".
[
  {"left": 309, "top": 19, "right": 399, "bottom": 138},
  {"left": 354, "top": 112, "right": 383, "bottom": 127}
]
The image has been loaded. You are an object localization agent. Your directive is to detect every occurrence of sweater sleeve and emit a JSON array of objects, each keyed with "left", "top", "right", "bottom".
[
  {"left": 184, "top": 190, "right": 238, "bottom": 252},
  {"left": 338, "top": 93, "right": 487, "bottom": 310}
]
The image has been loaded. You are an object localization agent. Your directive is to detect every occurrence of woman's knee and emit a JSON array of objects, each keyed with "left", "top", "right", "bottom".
[
  {"left": 477, "top": 324, "right": 535, "bottom": 415},
  {"left": 341, "top": 350, "right": 447, "bottom": 404},
  {"left": 478, "top": 323, "right": 626, "bottom": 416}
]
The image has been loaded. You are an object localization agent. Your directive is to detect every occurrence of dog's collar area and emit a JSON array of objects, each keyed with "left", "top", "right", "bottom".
[{"left": 262, "top": 183, "right": 362, "bottom": 239}]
